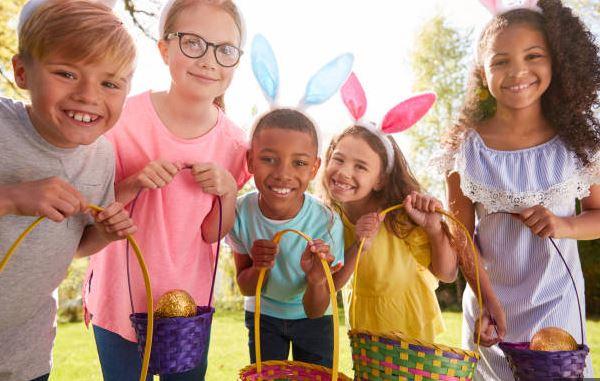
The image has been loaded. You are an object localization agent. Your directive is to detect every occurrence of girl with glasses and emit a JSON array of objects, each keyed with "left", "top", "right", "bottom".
[{"left": 84, "top": 1, "right": 250, "bottom": 380}]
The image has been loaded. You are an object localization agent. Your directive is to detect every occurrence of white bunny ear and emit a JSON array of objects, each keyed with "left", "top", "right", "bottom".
[
  {"left": 251, "top": 34, "right": 280, "bottom": 105},
  {"left": 17, "top": 0, "right": 46, "bottom": 33},
  {"left": 299, "top": 53, "right": 354, "bottom": 108},
  {"left": 479, "top": 0, "right": 501, "bottom": 14}
]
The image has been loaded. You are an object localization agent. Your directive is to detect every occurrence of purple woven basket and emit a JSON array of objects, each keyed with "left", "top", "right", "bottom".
[
  {"left": 499, "top": 342, "right": 589, "bottom": 381},
  {"left": 125, "top": 190, "right": 223, "bottom": 375},
  {"left": 498, "top": 237, "right": 589, "bottom": 380},
  {"left": 131, "top": 306, "right": 214, "bottom": 375}
]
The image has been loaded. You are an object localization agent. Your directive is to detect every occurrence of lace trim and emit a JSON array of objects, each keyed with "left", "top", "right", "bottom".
[{"left": 430, "top": 135, "right": 600, "bottom": 213}]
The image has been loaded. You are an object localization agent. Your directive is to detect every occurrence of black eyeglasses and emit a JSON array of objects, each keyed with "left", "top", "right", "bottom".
[{"left": 165, "top": 32, "right": 243, "bottom": 68}]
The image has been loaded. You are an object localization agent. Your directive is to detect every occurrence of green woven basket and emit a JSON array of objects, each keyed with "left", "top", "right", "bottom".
[{"left": 349, "top": 330, "right": 479, "bottom": 380}]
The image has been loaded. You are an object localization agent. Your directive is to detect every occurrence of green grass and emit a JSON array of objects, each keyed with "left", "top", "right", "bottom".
[{"left": 50, "top": 311, "right": 599, "bottom": 380}]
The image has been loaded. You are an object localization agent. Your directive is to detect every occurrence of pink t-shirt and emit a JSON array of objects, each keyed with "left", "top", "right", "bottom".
[{"left": 85, "top": 91, "right": 250, "bottom": 341}]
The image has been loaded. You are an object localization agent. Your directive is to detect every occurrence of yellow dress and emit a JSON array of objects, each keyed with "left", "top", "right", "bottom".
[{"left": 342, "top": 212, "right": 444, "bottom": 342}]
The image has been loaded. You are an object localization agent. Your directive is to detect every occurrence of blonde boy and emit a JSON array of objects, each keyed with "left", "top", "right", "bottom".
[{"left": 0, "top": 1, "right": 137, "bottom": 380}]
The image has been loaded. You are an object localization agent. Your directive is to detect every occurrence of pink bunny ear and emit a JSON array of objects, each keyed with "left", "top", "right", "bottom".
[
  {"left": 479, "top": 0, "right": 501, "bottom": 14},
  {"left": 341, "top": 72, "right": 367, "bottom": 121},
  {"left": 381, "top": 92, "right": 436, "bottom": 134}
]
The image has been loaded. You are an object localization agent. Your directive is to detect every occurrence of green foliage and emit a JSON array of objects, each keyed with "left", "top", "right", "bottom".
[
  {"left": 58, "top": 258, "right": 89, "bottom": 323},
  {"left": 0, "top": 0, "right": 26, "bottom": 98},
  {"left": 408, "top": 14, "right": 472, "bottom": 199},
  {"left": 579, "top": 240, "right": 600, "bottom": 316}
]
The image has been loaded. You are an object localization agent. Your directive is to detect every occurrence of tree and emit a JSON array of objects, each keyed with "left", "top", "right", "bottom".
[
  {"left": 0, "top": 0, "right": 27, "bottom": 98},
  {"left": 407, "top": 14, "right": 472, "bottom": 200}
]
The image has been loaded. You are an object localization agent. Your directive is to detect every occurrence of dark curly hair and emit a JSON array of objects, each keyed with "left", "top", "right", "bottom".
[
  {"left": 446, "top": 0, "right": 600, "bottom": 165},
  {"left": 321, "top": 125, "right": 422, "bottom": 239}
]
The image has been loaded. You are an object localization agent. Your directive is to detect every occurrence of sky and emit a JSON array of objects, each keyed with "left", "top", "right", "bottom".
[{"left": 116, "top": 0, "right": 493, "bottom": 151}]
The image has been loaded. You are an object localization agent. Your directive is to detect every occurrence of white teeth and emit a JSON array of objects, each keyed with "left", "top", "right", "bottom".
[
  {"left": 272, "top": 187, "right": 291, "bottom": 195},
  {"left": 67, "top": 111, "right": 98, "bottom": 123},
  {"left": 333, "top": 179, "right": 353, "bottom": 190},
  {"left": 507, "top": 83, "right": 532, "bottom": 91}
]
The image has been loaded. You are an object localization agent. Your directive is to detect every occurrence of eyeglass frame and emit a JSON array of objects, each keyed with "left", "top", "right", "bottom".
[{"left": 164, "top": 32, "right": 243, "bottom": 68}]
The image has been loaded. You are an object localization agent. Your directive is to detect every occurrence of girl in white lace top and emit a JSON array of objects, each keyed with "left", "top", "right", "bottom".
[{"left": 435, "top": 1, "right": 600, "bottom": 379}]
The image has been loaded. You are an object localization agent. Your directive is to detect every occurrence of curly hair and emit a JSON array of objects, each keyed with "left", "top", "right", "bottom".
[
  {"left": 321, "top": 125, "right": 422, "bottom": 239},
  {"left": 446, "top": 0, "right": 600, "bottom": 165}
]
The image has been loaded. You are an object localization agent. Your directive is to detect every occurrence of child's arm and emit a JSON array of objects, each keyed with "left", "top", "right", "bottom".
[
  {"left": 516, "top": 184, "right": 600, "bottom": 240},
  {"left": 233, "top": 240, "right": 278, "bottom": 296},
  {"left": 447, "top": 173, "right": 506, "bottom": 346},
  {"left": 404, "top": 192, "right": 458, "bottom": 283},
  {"left": 191, "top": 163, "right": 238, "bottom": 243},
  {"left": 115, "top": 160, "right": 183, "bottom": 205},
  {"left": 301, "top": 240, "right": 335, "bottom": 318},
  {"left": 332, "top": 212, "right": 381, "bottom": 290},
  {"left": 75, "top": 202, "right": 137, "bottom": 258},
  {"left": 0, "top": 177, "right": 86, "bottom": 220}
]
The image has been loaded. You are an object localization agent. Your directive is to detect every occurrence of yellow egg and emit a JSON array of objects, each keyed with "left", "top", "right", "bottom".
[
  {"left": 530, "top": 327, "right": 578, "bottom": 351},
  {"left": 155, "top": 290, "right": 197, "bottom": 318}
]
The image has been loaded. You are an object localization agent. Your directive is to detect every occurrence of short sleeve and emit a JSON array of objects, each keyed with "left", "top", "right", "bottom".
[
  {"left": 225, "top": 198, "right": 249, "bottom": 254},
  {"left": 405, "top": 226, "right": 431, "bottom": 269}
]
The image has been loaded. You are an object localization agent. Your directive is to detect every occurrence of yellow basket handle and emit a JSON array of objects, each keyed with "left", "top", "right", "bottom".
[
  {"left": 254, "top": 229, "right": 340, "bottom": 380},
  {"left": 349, "top": 204, "right": 484, "bottom": 350},
  {"left": 0, "top": 205, "right": 154, "bottom": 381}
]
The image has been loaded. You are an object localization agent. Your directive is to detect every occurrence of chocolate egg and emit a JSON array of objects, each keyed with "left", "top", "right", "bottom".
[
  {"left": 155, "top": 290, "right": 197, "bottom": 318},
  {"left": 530, "top": 327, "right": 578, "bottom": 351}
]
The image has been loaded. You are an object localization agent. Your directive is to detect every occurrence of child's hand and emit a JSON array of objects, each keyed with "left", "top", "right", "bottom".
[
  {"left": 514, "top": 205, "right": 570, "bottom": 238},
  {"left": 300, "top": 239, "right": 336, "bottom": 285},
  {"left": 474, "top": 296, "right": 506, "bottom": 347},
  {"left": 189, "top": 163, "right": 237, "bottom": 197},
  {"left": 91, "top": 202, "right": 137, "bottom": 241},
  {"left": 135, "top": 159, "right": 183, "bottom": 189},
  {"left": 250, "top": 239, "right": 278, "bottom": 269},
  {"left": 404, "top": 191, "right": 443, "bottom": 234},
  {"left": 0, "top": 177, "right": 87, "bottom": 222},
  {"left": 355, "top": 212, "right": 383, "bottom": 251}
]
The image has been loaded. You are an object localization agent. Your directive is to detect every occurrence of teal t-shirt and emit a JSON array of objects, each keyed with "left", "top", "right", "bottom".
[{"left": 227, "top": 191, "right": 344, "bottom": 319}]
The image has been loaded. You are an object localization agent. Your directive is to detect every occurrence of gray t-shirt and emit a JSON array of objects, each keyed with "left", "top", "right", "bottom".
[{"left": 0, "top": 98, "right": 115, "bottom": 380}]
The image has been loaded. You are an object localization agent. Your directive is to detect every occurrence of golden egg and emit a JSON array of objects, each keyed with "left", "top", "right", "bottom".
[
  {"left": 530, "top": 327, "right": 578, "bottom": 351},
  {"left": 155, "top": 290, "right": 197, "bottom": 318}
]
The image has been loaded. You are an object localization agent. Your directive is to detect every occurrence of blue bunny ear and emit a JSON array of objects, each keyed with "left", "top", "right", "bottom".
[
  {"left": 251, "top": 34, "right": 279, "bottom": 104},
  {"left": 299, "top": 53, "right": 354, "bottom": 108}
]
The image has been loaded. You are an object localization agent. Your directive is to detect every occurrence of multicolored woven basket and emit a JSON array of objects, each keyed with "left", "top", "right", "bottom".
[
  {"left": 239, "top": 229, "right": 352, "bottom": 381},
  {"left": 498, "top": 236, "right": 589, "bottom": 380},
  {"left": 348, "top": 204, "right": 482, "bottom": 381},
  {"left": 349, "top": 331, "right": 479, "bottom": 381}
]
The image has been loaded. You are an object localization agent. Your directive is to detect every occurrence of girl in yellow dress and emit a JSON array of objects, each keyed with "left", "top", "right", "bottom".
[{"left": 321, "top": 73, "right": 458, "bottom": 341}]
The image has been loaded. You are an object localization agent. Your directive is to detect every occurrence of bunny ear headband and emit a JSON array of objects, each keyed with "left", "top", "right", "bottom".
[
  {"left": 251, "top": 34, "right": 354, "bottom": 110},
  {"left": 479, "top": 0, "right": 542, "bottom": 15},
  {"left": 18, "top": 0, "right": 119, "bottom": 33},
  {"left": 341, "top": 72, "right": 436, "bottom": 174}
]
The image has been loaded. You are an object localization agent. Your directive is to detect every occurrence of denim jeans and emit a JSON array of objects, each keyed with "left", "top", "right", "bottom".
[
  {"left": 244, "top": 311, "right": 333, "bottom": 368},
  {"left": 93, "top": 325, "right": 209, "bottom": 381}
]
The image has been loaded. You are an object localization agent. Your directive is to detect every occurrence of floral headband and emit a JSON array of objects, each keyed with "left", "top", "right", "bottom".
[
  {"left": 340, "top": 72, "right": 436, "bottom": 173},
  {"left": 479, "top": 0, "right": 542, "bottom": 15}
]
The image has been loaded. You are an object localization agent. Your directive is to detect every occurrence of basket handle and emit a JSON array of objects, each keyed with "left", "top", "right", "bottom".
[
  {"left": 254, "top": 229, "right": 340, "bottom": 380},
  {"left": 492, "top": 212, "right": 585, "bottom": 345},
  {"left": 349, "top": 204, "right": 484, "bottom": 349},
  {"left": 0, "top": 205, "right": 154, "bottom": 381},
  {"left": 125, "top": 186, "right": 223, "bottom": 313}
]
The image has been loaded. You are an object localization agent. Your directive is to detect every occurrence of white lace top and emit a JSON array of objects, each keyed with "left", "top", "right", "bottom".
[{"left": 432, "top": 128, "right": 598, "bottom": 380}]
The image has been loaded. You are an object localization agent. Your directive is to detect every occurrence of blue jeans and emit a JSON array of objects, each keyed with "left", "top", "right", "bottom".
[
  {"left": 93, "top": 325, "right": 209, "bottom": 381},
  {"left": 244, "top": 311, "right": 333, "bottom": 368}
]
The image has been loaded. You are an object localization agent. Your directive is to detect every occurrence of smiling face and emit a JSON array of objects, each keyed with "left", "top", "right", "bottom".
[
  {"left": 481, "top": 23, "right": 552, "bottom": 113},
  {"left": 159, "top": 3, "right": 241, "bottom": 102},
  {"left": 13, "top": 53, "right": 131, "bottom": 148},
  {"left": 248, "top": 127, "right": 320, "bottom": 220},
  {"left": 325, "top": 135, "right": 384, "bottom": 205}
]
